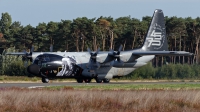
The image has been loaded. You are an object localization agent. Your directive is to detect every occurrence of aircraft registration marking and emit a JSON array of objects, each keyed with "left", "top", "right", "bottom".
[{"left": 147, "top": 30, "right": 162, "bottom": 47}]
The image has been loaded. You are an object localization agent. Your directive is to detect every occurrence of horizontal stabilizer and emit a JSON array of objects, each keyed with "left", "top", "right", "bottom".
[{"left": 132, "top": 51, "right": 193, "bottom": 56}]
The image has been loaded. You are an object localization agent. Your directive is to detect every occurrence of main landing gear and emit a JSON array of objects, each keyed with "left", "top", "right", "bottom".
[
  {"left": 95, "top": 78, "right": 110, "bottom": 83},
  {"left": 76, "top": 78, "right": 110, "bottom": 83},
  {"left": 76, "top": 78, "right": 92, "bottom": 83}
]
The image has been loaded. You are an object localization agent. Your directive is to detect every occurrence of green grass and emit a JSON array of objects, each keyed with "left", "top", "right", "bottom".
[
  {"left": 0, "top": 75, "right": 40, "bottom": 81},
  {"left": 0, "top": 76, "right": 77, "bottom": 82},
  {"left": 46, "top": 84, "right": 200, "bottom": 90}
]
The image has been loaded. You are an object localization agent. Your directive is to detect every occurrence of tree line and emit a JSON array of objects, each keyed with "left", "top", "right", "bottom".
[
  {"left": 124, "top": 63, "right": 200, "bottom": 80},
  {"left": 0, "top": 12, "right": 199, "bottom": 66}
]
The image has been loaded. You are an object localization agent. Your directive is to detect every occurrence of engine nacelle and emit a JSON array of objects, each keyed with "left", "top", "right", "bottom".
[
  {"left": 96, "top": 53, "right": 114, "bottom": 63},
  {"left": 110, "top": 61, "right": 147, "bottom": 68}
]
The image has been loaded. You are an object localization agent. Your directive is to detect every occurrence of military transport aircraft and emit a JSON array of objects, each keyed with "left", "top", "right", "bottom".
[{"left": 6, "top": 9, "right": 193, "bottom": 83}]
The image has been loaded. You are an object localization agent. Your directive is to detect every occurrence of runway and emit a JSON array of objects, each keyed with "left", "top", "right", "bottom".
[{"left": 0, "top": 81, "right": 200, "bottom": 88}]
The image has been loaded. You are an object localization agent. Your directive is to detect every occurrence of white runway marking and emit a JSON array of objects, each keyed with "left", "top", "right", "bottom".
[{"left": 28, "top": 86, "right": 45, "bottom": 88}]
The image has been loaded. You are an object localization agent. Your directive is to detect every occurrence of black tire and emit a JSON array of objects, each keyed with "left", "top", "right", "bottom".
[
  {"left": 84, "top": 78, "right": 91, "bottom": 83},
  {"left": 42, "top": 77, "right": 49, "bottom": 83},
  {"left": 103, "top": 78, "right": 110, "bottom": 83},
  {"left": 95, "top": 78, "right": 102, "bottom": 83},
  {"left": 77, "top": 79, "right": 83, "bottom": 83}
]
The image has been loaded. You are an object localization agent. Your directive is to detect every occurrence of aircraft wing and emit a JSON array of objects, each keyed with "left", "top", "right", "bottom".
[
  {"left": 132, "top": 51, "right": 193, "bottom": 56},
  {"left": 6, "top": 52, "right": 26, "bottom": 55}
]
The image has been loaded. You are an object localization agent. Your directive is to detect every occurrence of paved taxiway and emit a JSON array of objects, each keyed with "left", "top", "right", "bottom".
[{"left": 0, "top": 81, "right": 200, "bottom": 88}]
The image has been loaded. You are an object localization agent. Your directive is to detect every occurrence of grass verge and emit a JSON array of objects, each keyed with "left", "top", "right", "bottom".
[
  {"left": 46, "top": 83, "right": 200, "bottom": 90},
  {"left": 0, "top": 87, "right": 200, "bottom": 112}
]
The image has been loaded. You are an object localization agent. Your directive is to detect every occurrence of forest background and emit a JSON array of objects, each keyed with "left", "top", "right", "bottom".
[{"left": 0, "top": 12, "right": 200, "bottom": 80}]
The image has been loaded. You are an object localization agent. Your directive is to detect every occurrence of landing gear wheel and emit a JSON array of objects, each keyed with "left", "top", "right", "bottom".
[
  {"left": 77, "top": 79, "right": 83, "bottom": 83},
  {"left": 84, "top": 78, "right": 91, "bottom": 83},
  {"left": 103, "top": 78, "right": 110, "bottom": 83},
  {"left": 95, "top": 78, "right": 102, "bottom": 83},
  {"left": 42, "top": 77, "right": 49, "bottom": 83}
]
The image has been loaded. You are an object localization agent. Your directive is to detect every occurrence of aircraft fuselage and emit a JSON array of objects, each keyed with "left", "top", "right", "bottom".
[{"left": 27, "top": 52, "right": 154, "bottom": 80}]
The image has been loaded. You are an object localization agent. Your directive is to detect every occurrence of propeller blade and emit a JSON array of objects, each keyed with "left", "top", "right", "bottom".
[
  {"left": 118, "top": 45, "right": 123, "bottom": 52},
  {"left": 96, "top": 62, "right": 100, "bottom": 69},
  {"left": 50, "top": 44, "right": 53, "bottom": 52},
  {"left": 6, "top": 52, "right": 26, "bottom": 55},
  {"left": 87, "top": 48, "right": 92, "bottom": 54},
  {"left": 109, "top": 48, "right": 114, "bottom": 53},
  {"left": 23, "top": 49, "right": 27, "bottom": 54},
  {"left": 7, "top": 47, "right": 34, "bottom": 66},
  {"left": 23, "top": 59, "right": 28, "bottom": 67},
  {"left": 95, "top": 48, "right": 100, "bottom": 54},
  {"left": 31, "top": 46, "right": 34, "bottom": 53}
]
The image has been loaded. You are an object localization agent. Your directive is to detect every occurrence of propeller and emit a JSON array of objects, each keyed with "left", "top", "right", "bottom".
[
  {"left": 109, "top": 45, "right": 123, "bottom": 62},
  {"left": 87, "top": 48, "right": 101, "bottom": 73},
  {"left": 22, "top": 46, "right": 34, "bottom": 67}
]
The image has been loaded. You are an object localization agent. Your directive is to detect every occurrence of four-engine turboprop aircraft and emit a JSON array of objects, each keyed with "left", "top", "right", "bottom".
[{"left": 6, "top": 9, "right": 193, "bottom": 83}]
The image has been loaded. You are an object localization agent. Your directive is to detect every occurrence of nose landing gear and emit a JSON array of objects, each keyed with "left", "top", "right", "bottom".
[{"left": 42, "top": 77, "right": 49, "bottom": 83}]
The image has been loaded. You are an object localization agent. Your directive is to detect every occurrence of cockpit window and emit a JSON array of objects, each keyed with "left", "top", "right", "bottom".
[
  {"left": 34, "top": 54, "right": 63, "bottom": 63},
  {"left": 35, "top": 55, "right": 49, "bottom": 61}
]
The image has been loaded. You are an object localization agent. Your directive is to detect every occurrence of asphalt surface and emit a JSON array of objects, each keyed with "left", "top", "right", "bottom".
[{"left": 0, "top": 81, "right": 200, "bottom": 88}]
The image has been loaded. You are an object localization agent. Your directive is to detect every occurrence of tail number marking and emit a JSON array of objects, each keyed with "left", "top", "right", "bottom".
[{"left": 147, "top": 30, "right": 162, "bottom": 47}]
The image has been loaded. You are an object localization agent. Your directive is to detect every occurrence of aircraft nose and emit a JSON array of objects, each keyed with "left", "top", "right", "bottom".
[{"left": 27, "top": 64, "right": 40, "bottom": 75}]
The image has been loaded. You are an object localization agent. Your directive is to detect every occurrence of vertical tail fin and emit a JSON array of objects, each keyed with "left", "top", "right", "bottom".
[{"left": 141, "top": 9, "right": 168, "bottom": 51}]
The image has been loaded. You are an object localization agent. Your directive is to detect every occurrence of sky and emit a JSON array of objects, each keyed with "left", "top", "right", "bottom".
[{"left": 0, "top": 0, "right": 199, "bottom": 27}]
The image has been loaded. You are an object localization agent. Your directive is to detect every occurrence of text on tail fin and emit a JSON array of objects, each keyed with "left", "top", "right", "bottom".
[{"left": 142, "top": 9, "right": 168, "bottom": 51}]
